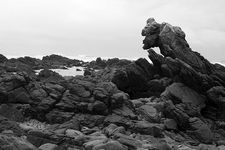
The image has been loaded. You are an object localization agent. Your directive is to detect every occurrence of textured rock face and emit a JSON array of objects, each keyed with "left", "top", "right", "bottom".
[
  {"left": 142, "top": 18, "right": 213, "bottom": 74},
  {"left": 0, "top": 54, "right": 7, "bottom": 63},
  {"left": 142, "top": 18, "right": 225, "bottom": 90},
  {"left": 1, "top": 18, "right": 225, "bottom": 149},
  {"left": 161, "top": 82, "right": 206, "bottom": 109},
  {"left": 141, "top": 19, "right": 225, "bottom": 123},
  {"left": 0, "top": 133, "right": 37, "bottom": 150},
  {"left": 112, "top": 58, "right": 158, "bottom": 98}
]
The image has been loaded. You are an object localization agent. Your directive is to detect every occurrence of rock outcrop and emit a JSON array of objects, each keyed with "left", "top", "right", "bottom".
[
  {"left": 0, "top": 54, "right": 7, "bottom": 63},
  {"left": 0, "top": 18, "right": 225, "bottom": 149}
]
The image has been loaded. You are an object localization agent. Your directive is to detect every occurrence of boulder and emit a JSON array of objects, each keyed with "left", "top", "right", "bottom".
[
  {"left": 111, "top": 92, "right": 129, "bottom": 109},
  {"left": 89, "top": 100, "right": 108, "bottom": 115},
  {"left": 39, "top": 143, "right": 58, "bottom": 150},
  {"left": 113, "top": 133, "right": 142, "bottom": 149},
  {"left": 52, "top": 117, "right": 80, "bottom": 131},
  {"left": 132, "top": 121, "right": 164, "bottom": 137},
  {"left": 68, "top": 84, "right": 91, "bottom": 98},
  {"left": 8, "top": 87, "right": 32, "bottom": 104},
  {"left": 84, "top": 139, "right": 107, "bottom": 150},
  {"left": 74, "top": 114, "right": 105, "bottom": 128},
  {"left": 188, "top": 117, "right": 213, "bottom": 143},
  {"left": 65, "top": 129, "right": 83, "bottom": 138},
  {"left": 45, "top": 109, "right": 74, "bottom": 124},
  {"left": 164, "top": 119, "right": 177, "bottom": 131},
  {"left": 111, "top": 58, "right": 157, "bottom": 99},
  {"left": 38, "top": 69, "right": 64, "bottom": 82},
  {"left": 0, "top": 54, "right": 8, "bottom": 63},
  {"left": 92, "top": 140, "right": 128, "bottom": 150},
  {"left": 162, "top": 82, "right": 206, "bottom": 110},
  {"left": 0, "top": 104, "right": 25, "bottom": 122},
  {"left": 147, "top": 77, "right": 172, "bottom": 96},
  {"left": 0, "top": 115, "right": 24, "bottom": 135},
  {"left": 112, "top": 105, "right": 137, "bottom": 119},
  {"left": 207, "top": 86, "right": 225, "bottom": 105},
  {"left": 0, "top": 133, "right": 37, "bottom": 150},
  {"left": 26, "top": 130, "right": 56, "bottom": 147},
  {"left": 163, "top": 100, "right": 190, "bottom": 129},
  {"left": 137, "top": 104, "right": 161, "bottom": 123},
  {"left": 103, "top": 124, "right": 125, "bottom": 136},
  {"left": 104, "top": 114, "right": 131, "bottom": 128}
]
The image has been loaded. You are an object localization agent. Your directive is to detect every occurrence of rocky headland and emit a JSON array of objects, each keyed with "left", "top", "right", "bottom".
[{"left": 0, "top": 18, "right": 225, "bottom": 150}]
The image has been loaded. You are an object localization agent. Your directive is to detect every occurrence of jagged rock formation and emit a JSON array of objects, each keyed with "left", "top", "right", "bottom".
[
  {"left": 0, "top": 18, "right": 225, "bottom": 149},
  {"left": 142, "top": 18, "right": 213, "bottom": 74}
]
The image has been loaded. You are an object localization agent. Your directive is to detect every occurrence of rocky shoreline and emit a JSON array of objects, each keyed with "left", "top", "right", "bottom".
[{"left": 0, "top": 18, "right": 225, "bottom": 150}]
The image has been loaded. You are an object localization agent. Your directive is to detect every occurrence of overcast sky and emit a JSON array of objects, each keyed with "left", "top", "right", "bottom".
[{"left": 0, "top": 0, "right": 224, "bottom": 61}]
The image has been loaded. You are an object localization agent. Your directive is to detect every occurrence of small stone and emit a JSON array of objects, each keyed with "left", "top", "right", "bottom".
[
  {"left": 164, "top": 119, "right": 177, "bottom": 130},
  {"left": 38, "top": 143, "right": 58, "bottom": 150},
  {"left": 65, "top": 129, "right": 84, "bottom": 138}
]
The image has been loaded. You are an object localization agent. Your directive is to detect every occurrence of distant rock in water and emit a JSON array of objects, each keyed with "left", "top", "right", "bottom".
[
  {"left": 87, "top": 57, "right": 132, "bottom": 69},
  {"left": 42, "top": 54, "right": 83, "bottom": 68}
]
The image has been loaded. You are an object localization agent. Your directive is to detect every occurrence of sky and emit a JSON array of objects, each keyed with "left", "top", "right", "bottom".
[{"left": 0, "top": 0, "right": 225, "bottom": 62}]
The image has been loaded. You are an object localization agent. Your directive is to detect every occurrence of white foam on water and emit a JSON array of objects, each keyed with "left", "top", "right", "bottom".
[{"left": 35, "top": 66, "right": 84, "bottom": 77}]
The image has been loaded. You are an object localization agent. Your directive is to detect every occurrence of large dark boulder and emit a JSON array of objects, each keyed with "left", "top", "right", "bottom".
[
  {"left": 37, "top": 69, "right": 64, "bottom": 82},
  {"left": 188, "top": 117, "right": 213, "bottom": 143},
  {"left": 0, "top": 115, "right": 24, "bottom": 136},
  {"left": 0, "top": 133, "right": 37, "bottom": 150},
  {"left": 161, "top": 82, "right": 206, "bottom": 110},
  {"left": 0, "top": 72, "right": 31, "bottom": 103},
  {"left": 112, "top": 58, "right": 158, "bottom": 99}
]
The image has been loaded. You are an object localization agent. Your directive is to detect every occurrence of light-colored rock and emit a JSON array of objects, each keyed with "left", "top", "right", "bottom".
[
  {"left": 84, "top": 139, "right": 107, "bottom": 150},
  {"left": 218, "top": 145, "right": 225, "bottom": 150},
  {"left": 65, "top": 129, "right": 83, "bottom": 138},
  {"left": 39, "top": 143, "right": 58, "bottom": 150},
  {"left": 137, "top": 105, "right": 160, "bottom": 123},
  {"left": 93, "top": 140, "right": 128, "bottom": 150}
]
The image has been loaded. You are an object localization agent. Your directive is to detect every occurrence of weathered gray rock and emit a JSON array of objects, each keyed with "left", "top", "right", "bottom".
[
  {"left": 45, "top": 109, "right": 74, "bottom": 124},
  {"left": 0, "top": 133, "right": 37, "bottom": 150},
  {"left": 0, "top": 104, "right": 25, "bottom": 122},
  {"left": 161, "top": 82, "right": 206, "bottom": 110},
  {"left": 207, "top": 86, "right": 225, "bottom": 105},
  {"left": 113, "top": 133, "right": 142, "bottom": 149},
  {"left": 164, "top": 119, "right": 177, "bottom": 131},
  {"left": 132, "top": 121, "right": 164, "bottom": 137},
  {"left": 89, "top": 100, "right": 108, "bottom": 115},
  {"left": 112, "top": 105, "right": 137, "bottom": 119},
  {"left": 92, "top": 140, "right": 128, "bottom": 150},
  {"left": 188, "top": 117, "right": 213, "bottom": 143},
  {"left": 142, "top": 18, "right": 214, "bottom": 74},
  {"left": 103, "top": 124, "right": 125, "bottom": 136},
  {"left": 137, "top": 104, "right": 161, "bottom": 123},
  {"left": 39, "top": 143, "right": 58, "bottom": 150}
]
